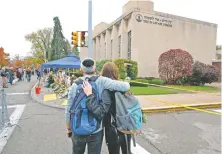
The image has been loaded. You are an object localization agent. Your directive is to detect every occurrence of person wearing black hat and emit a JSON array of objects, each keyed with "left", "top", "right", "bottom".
[{"left": 65, "top": 58, "right": 130, "bottom": 154}]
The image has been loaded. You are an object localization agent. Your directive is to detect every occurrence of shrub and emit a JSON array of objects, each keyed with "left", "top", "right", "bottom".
[
  {"left": 130, "top": 81, "right": 148, "bottom": 87},
  {"left": 176, "top": 76, "right": 191, "bottom": 85},
  {"left": 135, "top": 78, "right": 148, "bottom": 83},
  {"left": 114, "top": 59, "right": 126, "bottom": 79},
  {"left": 149, "top": 79, "right": 165, "bottom": 85},
  {"left": 96, "top": 59, "right": 112, "bottom": 73},
  {"left": 202, "top": 64, "right": 220, "bottom": 84},
  {"left": 190, "top": 61, "right": 220, "bottom": 85},
  {"left": 190, "top": 61, "right": 206, "bottom": 85},
  {"left": 146, "top": 77, "right": 156, "bottom": 81},
  {"left": 73, "top": 71, "right": 83, "bottom": 78},
  {"left": 114, "top": 59, "right": 138, "bottom": 80},
  {"left": 158, "top": 49, "right": 193, "bottom": 84}
]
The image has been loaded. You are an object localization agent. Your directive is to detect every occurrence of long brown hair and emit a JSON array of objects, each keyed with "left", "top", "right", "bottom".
[{"left": 101, "top": 62, "right": 119, "bottom": 80}]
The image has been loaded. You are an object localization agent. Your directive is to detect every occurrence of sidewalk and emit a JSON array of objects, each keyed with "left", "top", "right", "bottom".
[{"left": 31, "top": 82, "right": 221, "bottom": 113}]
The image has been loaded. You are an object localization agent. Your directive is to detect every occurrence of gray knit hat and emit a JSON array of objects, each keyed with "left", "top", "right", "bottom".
[{"left": 81, "top": 58, "right": 96, "bottom": 74}]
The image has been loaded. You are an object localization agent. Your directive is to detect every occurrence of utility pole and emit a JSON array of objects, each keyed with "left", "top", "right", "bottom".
[{"left": 88, "top": 0, "right": 92, "bottom": 58}]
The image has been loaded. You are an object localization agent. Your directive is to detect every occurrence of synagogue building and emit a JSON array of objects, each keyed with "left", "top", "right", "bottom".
[{"left": 80, "top": 0, "right": 217, "bottom": 77}]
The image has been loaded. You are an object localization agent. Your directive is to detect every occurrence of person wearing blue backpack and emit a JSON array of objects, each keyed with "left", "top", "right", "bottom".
[
  {"left": 65, "top": 58, "right": 130, "bottom": 154},
  {"left": 82, "top": 62, "right": 143, "bottom": 154}
]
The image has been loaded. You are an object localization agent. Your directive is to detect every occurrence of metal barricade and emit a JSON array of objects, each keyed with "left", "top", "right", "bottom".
[{"left": 0, "top": 88, "right": 10, "bottom": 133}]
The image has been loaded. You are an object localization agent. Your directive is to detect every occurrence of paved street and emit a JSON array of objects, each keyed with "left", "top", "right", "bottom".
[{"left": 0, "top": 80, "right": 221, "bottom": 154}]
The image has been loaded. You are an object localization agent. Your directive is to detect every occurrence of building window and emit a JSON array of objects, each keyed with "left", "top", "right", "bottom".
[
  {"left": 127, "top": 31, "right": 131, "bottom": 60},
  {"left": 118, "top": 35, "right": 121, "bottom": 58},
  {"left": 111, "top": 39, "right": 113, "bottom": 59}
]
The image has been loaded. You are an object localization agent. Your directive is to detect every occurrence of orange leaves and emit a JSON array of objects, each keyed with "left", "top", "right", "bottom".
[
  {"left": 14, "top": 60, "right": 23, "bottom": 67},
  {"left": 24, "top": 59, "right": 31, "bottom": 66},
  {"left": 36, "top": 63, "right": 40, "bottom": 69},
  {"left": 0, "top": 47, "right": 9, "bottom": 66}
]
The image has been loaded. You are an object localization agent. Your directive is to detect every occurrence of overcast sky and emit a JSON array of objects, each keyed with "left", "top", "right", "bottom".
[{"left": 0, "top": 0, "right": 221, "bottom": 57}]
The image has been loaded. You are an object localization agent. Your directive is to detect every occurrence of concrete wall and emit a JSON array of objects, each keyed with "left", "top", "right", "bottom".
[
  {"left": 132, "top": 11, "right": 217, "bottom": 77},
  {"left": 122, "top": 0, "right": 154, "bottom": 14},
  {"left": 79, "top": 47, "right": 88, "bottom": 61},
  {"left": 89, "top": 13, "right": 134, "bottom": 62},
  {"left": 212, "top": 62, "right": 221, "bottom": 72}
]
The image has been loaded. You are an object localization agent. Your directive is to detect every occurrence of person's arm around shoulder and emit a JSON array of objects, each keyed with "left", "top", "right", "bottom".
[
  {"left": 100, "top": 76, "right": 130, "bottom": 92},
  {"left": 82, "top": 81, "right": 112, "bottom": 121},
  {"left": 86, "top": 89, "right": 112, "bottom": 121}
]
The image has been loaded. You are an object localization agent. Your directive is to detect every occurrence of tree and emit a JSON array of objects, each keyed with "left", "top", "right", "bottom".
[
  {"left": 158, "top": 49, "right": 193, "bottom": 83},
  {"left": 24, "top": 59, "right": 31, "bottom": 66},
  {"left": 0, "top": 47, "right": 9, "bottom": 67},
  {"left": 25, "top": 28, "right": 53, "bottom": 63},
  {"left": 72, "top": 46, "right": 79, "bottom": 56},
  {"left": 51, "top": 17, "right": 68, "bottom": 60},
  {"left": 64, "top": 39, "right": 72, "bottom": 53},
  {"left": 14, "top": 60, "right": 22, "bottom": 67},
  {"left": 13, "top": 54, "right": 22, "bottom": 67}
]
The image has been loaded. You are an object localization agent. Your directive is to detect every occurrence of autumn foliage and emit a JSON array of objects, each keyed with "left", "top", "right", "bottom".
[
  {"left": 158, "top": 49, "right": 193, "bottom": 83},
  {"left": 14, "top": 60, "right": 23, "bottom": 67},
  {"left": 24, "top": 59, "right": 31, "bottom": 66},
  {"left": 36, "top": 63, "right": 40, "bottom": 69},
  {"left": 0, "top": 47, "right": 9, "bottom": 66}
]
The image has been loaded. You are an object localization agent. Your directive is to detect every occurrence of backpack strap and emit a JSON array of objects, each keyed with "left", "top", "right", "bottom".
[
  {"left": 88, "top": 75, "right": 99, "bottom": 82},
  {"left": 75, "top": 78, "right": 83, "bottom": 85},
  {"left": 124, "top": 134, "right": 130, "bottom": 154},
  {"left": 132, "top": 134, "right": 136, "bottom": 147},
  {"left": 75, "top": 76, "right": 99, "bottom": 85}
]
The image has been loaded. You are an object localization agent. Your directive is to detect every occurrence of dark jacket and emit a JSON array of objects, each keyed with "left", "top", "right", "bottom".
[
  {"left": 86, "top": 89, "right": 113, "bottom": 121},
  {"left": 1, "top": 71, "right": 7, "bottom": 77},
  {"left": 86, "top": 89, "right": 132, "bottom": 154}
]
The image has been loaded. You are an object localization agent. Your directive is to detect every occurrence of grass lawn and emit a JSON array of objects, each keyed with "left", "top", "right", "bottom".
[
  {"left": 166, "top": 85, "right": 218, "bottom": 91},
  {"left": 131, "top": 86, "right": 177, "bottom": 95}
]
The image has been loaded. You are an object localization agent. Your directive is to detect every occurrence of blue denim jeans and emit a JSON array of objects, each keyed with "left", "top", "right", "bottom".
[{"left": 72, "top": 131, "right": 103, "bottom": 154}]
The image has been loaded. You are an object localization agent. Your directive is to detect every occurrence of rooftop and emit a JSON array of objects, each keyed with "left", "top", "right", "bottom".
[{"left": 93, "top": 0, "right": 217, "bottom": 39}]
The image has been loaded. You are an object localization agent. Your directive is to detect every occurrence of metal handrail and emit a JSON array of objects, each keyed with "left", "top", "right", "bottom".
[{"left": 0, "top": 88, "right": 10, "bottom": 133}]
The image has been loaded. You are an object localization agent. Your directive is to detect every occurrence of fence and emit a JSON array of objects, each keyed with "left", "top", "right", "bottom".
[{"left": 0, "top": 88, "right": 10, "bottom": 133}]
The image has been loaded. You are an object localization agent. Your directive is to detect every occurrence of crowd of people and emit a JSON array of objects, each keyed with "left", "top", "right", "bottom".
[
  {"left": 0, "top": 67, "right": 39, "bottom": 88},
  {"left": 1, "top": 60, "right": 141, "bottom": 154}
]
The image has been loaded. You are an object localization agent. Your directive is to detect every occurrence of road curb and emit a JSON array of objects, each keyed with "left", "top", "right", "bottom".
[
  {"left": 30, "top": 82, "right": 65, "bottom": 110},
  {"left": 142, "top": 103, "right": 221, "bottom": 113},
  {"left": 31, "top": 82, "right": 221, "bottom": 113}
]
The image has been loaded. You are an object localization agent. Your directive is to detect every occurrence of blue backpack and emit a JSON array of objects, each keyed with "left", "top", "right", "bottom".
[{"left": 69, "top": 76, "right": 100, "bottom": 135}]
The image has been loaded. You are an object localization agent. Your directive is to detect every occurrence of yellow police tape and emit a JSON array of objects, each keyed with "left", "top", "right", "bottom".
[{"left": 145, "top": 97, "right": 222, "bottom": 116}]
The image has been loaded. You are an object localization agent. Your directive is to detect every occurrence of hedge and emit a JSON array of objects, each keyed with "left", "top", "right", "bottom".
[
  {"left": 135, "top": 78, "right": 148, "bottom": 83},
  {"left": 69, "top": 71, "right": 83, "bottom": 77},
  {"left": 114, "top": 59, "right": 138, "bottom": 80},
  {"left": 96, "top": 59, "right": 112, "bottom": 73},
  {"left": 149, "top": 79, "right": 165, "bottom": 85},
  {"left": 130, "top": 80, "right": 148, "bottom": 87}
]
